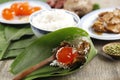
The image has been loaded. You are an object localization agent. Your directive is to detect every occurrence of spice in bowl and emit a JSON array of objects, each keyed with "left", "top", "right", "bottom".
[{"left": 103, "top": 42, "right": 120, "bottom": 58}]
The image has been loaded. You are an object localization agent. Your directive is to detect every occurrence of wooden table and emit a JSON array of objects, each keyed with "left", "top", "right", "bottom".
[{"left": 0, "top": 0, "right": 120, "bottom": 80}]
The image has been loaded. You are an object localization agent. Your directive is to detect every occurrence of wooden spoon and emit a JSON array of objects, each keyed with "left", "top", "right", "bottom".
[{"left": 13, "top": 54, "right": 56, "bottom": 80}]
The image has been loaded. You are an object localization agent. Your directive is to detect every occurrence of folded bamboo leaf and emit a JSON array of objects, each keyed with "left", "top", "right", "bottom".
[
  {"left": 0, "top": 24, "right": 7, "bottom": 50},
  {"left": 10, "top": 27, "right": 97, "bottom": 80},
  {"left": 3, "top": 49, "right": 25, "bottom": 59},
  {"left": 0, "top": 24, "right": 9, "bottom": 59},
  {"left": 0, "top": 42, "right": 10, "bottom": 60},
  {"left": 3, "top": 36, "right": 37, "bottom": 59},
  {"left": 0, "top": 0, "right": 46, "bottom": 60},
  {"left": 5, "top": 25, "right": 33, "bottom": 42},
  {"left": 9, "top": 36, "right": 36, "bottom": 50},
  {"left": 0, "top": 23, "right": 35, "bottom": 60}
]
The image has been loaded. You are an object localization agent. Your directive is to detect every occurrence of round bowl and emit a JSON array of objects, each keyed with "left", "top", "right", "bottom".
[
  {"left": 29, "top": 9, "right": 81, "bottom": 37},
  {"left": 103, "top": 42, "right": 120, "bottom": 59}
]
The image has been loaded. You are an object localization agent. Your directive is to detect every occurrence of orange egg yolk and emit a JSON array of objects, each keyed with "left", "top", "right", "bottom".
[
  {"left": 56, "top": 47, "right": 78, "bottom": 65},
  {"left": 2, "top": 2, "right": 41, "bottom": 20},
  {"left": 2, "top": 8, "right": 15, "bottom": 20}
]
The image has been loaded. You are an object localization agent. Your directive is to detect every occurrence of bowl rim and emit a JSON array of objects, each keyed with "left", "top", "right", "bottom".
[
  {"left": 102, "top": 42, "right": 120, "bottom": 56},
  {"left": 29, "top": 9, "right": 81, "bottom": 32}
]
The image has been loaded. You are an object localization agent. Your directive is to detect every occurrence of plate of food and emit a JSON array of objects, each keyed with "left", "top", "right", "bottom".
[
  {"left": 80, "top": 7, "right": 120, "bottom": 40},
  {"left": 0, "top": 1, "right": 51, "bottom": 24},
  {"left": 10, "top": 27, "right": 97, "bottom": 80}
]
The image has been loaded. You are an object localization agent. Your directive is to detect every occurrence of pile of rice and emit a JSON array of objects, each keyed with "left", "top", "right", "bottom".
[{"left": 32, "top": 9, "right": 77, "bottom": 31}]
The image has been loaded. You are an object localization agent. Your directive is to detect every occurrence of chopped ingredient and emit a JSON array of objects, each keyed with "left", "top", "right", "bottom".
[
  {"left": 2, "top": 8, "right": 15, "bottom": 20},
  {"left": 29, "top": 7, "right": 41, "bottom": 15},
  {"left": 47, "top": 0, "right": 93, "bottom": 16},
  {"left": 92, "top": 9, "right": 120, "bottom": 34},
  {"left": 92, "top": 3, "right": 100, "bottom": 10},
  {"left": 103, "top": 42, "right": 120, "bottom": 56},
  {"left": 64, "top": 0, "right": 93, "bottom": 16},
  {"left": 50, "top": 37, "right": 90, "bottom": 69},
  {"left": 32, "top": 9, "right": 77, "bottom": 31},
  {"left": 2, "top": 2, "right": 41, "bottom": 20},
  {"left": 56, "top": 47, "right": 78, "bottom": 65}
]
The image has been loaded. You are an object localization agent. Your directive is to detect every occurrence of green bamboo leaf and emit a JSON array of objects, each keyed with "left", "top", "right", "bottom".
[
  {"left": 0, "top": 24, "right": 7, "bottom": 50},
  {"left": 10, "top": 27, "right": 97, "bottom": 80},
  {"left": 3, "top": 36, "right": 37, "bottom": 59},
  {"left": 4, "top": 25, "right": 34, "bottom": 42},
  {"left": 0, "top": 24, "right": 9, "bottom": 59},
  {"left": 0, "top": 24, "right": 34, "bottom": 59},
  {"left": 9, "top": 36, "right": 37, "bottom": 50},
  {"left": 3, "top": 49, "right": 25, "bottom": 59}
]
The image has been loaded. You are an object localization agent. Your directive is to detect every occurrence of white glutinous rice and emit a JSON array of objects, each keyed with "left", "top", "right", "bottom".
[{"left": 32, "top": 9, "right": 77, "bottom": 31}]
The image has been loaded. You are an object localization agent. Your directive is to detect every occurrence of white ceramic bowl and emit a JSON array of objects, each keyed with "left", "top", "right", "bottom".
[{"left": 29, "top": 9, "right": 81, "bottom": 37}]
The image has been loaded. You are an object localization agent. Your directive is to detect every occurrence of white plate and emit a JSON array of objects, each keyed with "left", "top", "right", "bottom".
[
  {"left": 80, "top": 8, "right": 120, "bottom": 40},
  {"left": 0, "top": 1, "right": 51, "bottom": 24}
]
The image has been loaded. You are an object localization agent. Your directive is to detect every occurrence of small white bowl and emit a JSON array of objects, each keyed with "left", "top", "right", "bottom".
[{"left": 29, "top": 9, "right": 81, "bottom": 37}]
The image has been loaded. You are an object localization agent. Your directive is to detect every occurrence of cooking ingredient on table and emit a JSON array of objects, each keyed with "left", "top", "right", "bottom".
[
  {"left": 64, "top": 0, "right": 93, "bottom": 16},
  {"left": 0, "top": 24, "right": 35, "bottom": 60},
  {"left": 2, "top": 2, "right": 41, "bottom": 20},
  {"left": 92, "top": 9, "right": 120, "bottom": 34},
  {"left": 13, "top": 38, "right": 90, "bottom": 80},
  {"left": 50, "top": 38, "right": 90, "bottom": 69},
  {"left": 10, "top": 27, "right": 97, "bottom": 80},
  {"left": 31, "top": 9, "right": 78, "bottom": 32},
  {"left": 103, "top": 42, "right": 120, "bottom": 57},
  {"left": 47, "top": 0, "right": 97, "bottom": 16},
  {"left": 47, "top": 0, "right": 65, "bottom": 8},
  {"left": 92, "top": 3, "right": 100, "bottom": 10}
]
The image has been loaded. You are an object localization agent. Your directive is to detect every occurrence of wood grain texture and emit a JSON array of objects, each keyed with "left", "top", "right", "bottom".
[{"left": 0, "top": 0, "right": 120, "bottom": 80}]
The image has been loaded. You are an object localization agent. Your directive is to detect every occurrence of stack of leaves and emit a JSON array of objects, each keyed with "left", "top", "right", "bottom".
[
  {"left": 0, "top": 24, "right": 36, "bottom": 60},
  {"left": 10, "top": 27, "right": 97, "bottom": 80}
]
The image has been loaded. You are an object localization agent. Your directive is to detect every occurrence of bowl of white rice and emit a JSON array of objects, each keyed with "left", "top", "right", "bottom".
[{"left": 29, "top": 9, "right": 80, "bottom": 37}]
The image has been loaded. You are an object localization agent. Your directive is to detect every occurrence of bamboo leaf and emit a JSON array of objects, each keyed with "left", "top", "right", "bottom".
[
  {"left": 3, "top": 36, "right": 37, "bottom": 59},
  {"left": 0, "top": 24, "right": 34, "bottom": 60},
  {"left": 9, "top": 36, "right": 36, "bottom": 50},
  {"left": 3, "top": 49, "right": 25, "bottom": 59},
  {"left": 4, "top": 25, "right": 33, "bottom": 42},
  {"left": 10, "top": 27, "right": 97, "bottom": 80},
  {"left": 0, "top": 24, "right": 9, "bottom": 59}
]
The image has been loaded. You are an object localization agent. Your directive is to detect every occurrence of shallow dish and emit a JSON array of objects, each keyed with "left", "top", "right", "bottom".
[
  {"left": 0, "top": 1, "right": 51, "bottom": 24},
  {"left": 103, "top": 42, "right": 120, "bottom": 58},
  {"left": 80, "top": 7, "right": 120, "bottom": 40}
]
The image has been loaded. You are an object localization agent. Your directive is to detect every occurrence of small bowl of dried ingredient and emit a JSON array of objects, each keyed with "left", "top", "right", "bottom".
[{"left": 103, "top": 42, "right": 120, "bottom": 59}]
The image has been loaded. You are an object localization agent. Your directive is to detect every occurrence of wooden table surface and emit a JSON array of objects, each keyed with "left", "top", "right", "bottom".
[{"left": 0, "top": 0, "right": 120, "bottom": 80}]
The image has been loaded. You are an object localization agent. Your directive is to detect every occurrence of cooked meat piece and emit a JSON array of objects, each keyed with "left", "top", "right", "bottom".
[
  {"left": 99, "top": 12, "right": 114, "bottom": 23},
  {"left": 92, "top": 9, "right": 120, "bottom": 34},
  {"left": 92, "top": 20, "right": 107, "bottom": 32},
  {"left": 109, "top": 16, "right": 120, "bottom": 24},
  {"left": 106, "top": 24, "right": 120, "bottom": 33},
  {"left": 113, "top": 8, "right": 120, "bottom": 17},
  {"left": 77, "top": 40, "right": 90, "bottom": 55}
]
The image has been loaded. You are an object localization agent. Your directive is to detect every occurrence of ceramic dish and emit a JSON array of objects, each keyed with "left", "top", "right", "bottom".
[
  {"left": 103, "top": 42, "right": 120, "bottom": 59},
  {"left": 80, "top": 8, "right": 120, "bottom": 40},
  {"left": 29, "top": 9, "right": 81, "bottom": 37},
  {"left": 0, "top": 1, "right": 51, "bottom": 24}
]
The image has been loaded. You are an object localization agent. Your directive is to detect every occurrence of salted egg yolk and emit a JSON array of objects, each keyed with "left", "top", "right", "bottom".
[{"left": 56, "top": 47, "right": 78, "bottom": 65}]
